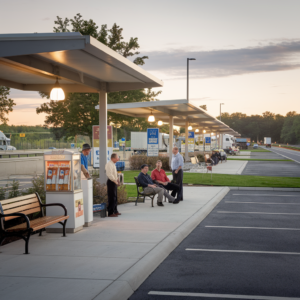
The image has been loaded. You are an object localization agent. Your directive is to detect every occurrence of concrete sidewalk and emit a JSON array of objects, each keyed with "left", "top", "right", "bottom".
[
  {"left": 0, "top": 186, "right": 229, "bottom": 300},
  {"left": 188, "top": 160, "right": 248, "bottom": 175}
]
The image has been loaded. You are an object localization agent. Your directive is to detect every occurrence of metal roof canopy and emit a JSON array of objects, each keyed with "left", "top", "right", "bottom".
[
  {"left": 103, "top": 99, "right": 240, "bottom": 136},
  {"left": 0, "top": 32, "right": 163, "bottom": 93}
]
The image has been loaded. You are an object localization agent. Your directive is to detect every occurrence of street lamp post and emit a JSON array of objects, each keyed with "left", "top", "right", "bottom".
[
  {"left": 187, "top": 58, "right": 196, "bottom": 102},
  {"left": 220, "top": 103, "right": 224, "bottom": 121}
]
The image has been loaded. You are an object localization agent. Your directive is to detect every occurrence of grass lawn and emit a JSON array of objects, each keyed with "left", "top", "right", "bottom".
[
  {"left": 240, "top": 149, "right": 270, "bottom": 152},
  {"left": 227, "top": 158, "right": 291, "bottom": 162},
  {"left": 123, "top": 170, "right": 300, "bottom": 188}
]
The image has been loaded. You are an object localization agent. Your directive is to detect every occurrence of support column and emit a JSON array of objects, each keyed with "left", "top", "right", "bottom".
[
  {"left": 185, "top": 121, "right": 189, "bottom": 162},
  {"left": 99, "top": 90, "right": 107, "bottom": 184},
  {"left": 169, "top": 116, "right": 174, "bottom": 167}
]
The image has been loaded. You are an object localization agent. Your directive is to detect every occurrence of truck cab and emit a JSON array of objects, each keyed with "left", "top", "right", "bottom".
[{"left": 0, "top": 131, "right": 16, "bottom": 150}]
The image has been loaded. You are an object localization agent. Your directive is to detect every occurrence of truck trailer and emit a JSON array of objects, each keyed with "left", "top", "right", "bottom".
[
  {"left": 0, "top": 131, "right": 16, "bottom": 150},
  {"left": 264, "top": 137, "right": 272, "bottom": 148}
]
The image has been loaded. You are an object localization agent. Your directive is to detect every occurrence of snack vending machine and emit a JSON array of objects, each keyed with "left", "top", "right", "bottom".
[{"left": 44, "top": 150, "right": 84, "bottom": 233}]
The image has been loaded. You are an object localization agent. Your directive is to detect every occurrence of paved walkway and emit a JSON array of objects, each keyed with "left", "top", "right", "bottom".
[{"left": 0, "top": 186, "right": 229, "bottom": 300}]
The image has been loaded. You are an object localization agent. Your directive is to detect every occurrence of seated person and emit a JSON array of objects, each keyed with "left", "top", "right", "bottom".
[
  {"left": 138, "top": 164, "right": 179, "bottom": 206},
  {"left": 151, "top": 160, "right": 179, "bottom": 200}
]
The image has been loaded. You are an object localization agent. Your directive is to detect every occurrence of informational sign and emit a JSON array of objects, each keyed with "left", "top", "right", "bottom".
[
  {"left": 205, "top": 137, "right": 211, "bottom": 144},
  {"left": 71, "top": 143, "right": 75, "bottom": 149},
  {"left": 19, "top": 133, "right": 25, "bottom": 137},
  {"left": 147, "top": 128, "right": 159, "bottom": 157},
  {"left": 75, "top": 199, "right": 84, "bottom": 218},
  {"left": 188, "top": 131, "right": 195, "bottom": 152},
  {"left": 119, "top": 138, "right": 126, "bottom": 147},
  {"left": 92, "top": 125, "right": 113, "bottom": 168}
]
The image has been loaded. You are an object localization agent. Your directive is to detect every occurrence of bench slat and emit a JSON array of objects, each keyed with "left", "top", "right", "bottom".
[
  {"left": 0, "top": 194, "right": 37, "bottom": 205},
  {"left": 2, "top": 198, "right": 39, "bottom": 210},
  {"left": 5, "top": 202, "right": 40, "bottom": 215},
  {"left": 5, "top": 207, "right": 41, "bottom": 221},
  {"left": 6, "top": 215, "right": 69, "bottom": 231}
]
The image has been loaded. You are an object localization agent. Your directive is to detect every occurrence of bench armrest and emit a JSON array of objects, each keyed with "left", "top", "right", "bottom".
[
  {"left": 0, "top": 213, "right": 30, "bottom": 230},
  {"left": 41, "top": 203, "right": 68, "bottom": 216}
]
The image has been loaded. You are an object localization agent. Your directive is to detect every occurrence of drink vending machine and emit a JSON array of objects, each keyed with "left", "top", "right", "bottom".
[{"left": 44, "top": 150, "right": 84, "bottom": 233}]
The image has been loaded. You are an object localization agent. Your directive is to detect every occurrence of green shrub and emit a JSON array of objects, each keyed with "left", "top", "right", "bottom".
[
  {"left": 25, "top": 175, "right": 45, "bottom": 203},
  {"left": 0, "top": 186, "right": 6, "bottom": 200},
  {"left": 8, "top": 180, "right": 20, "bottom": 199},
  {"left": 129, "top": 155, "right": 170, "bottom": 170},
  {"left": 196, "top": 153, "right": 205, "bottom": 162}
]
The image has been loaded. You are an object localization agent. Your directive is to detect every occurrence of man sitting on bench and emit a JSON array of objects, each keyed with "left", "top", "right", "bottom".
[
  {"left": 137, "top": 164, "right": 178, "bottom": 206},
  {"left": 151, "top": 160, "right": 180, "bottom": 203}
]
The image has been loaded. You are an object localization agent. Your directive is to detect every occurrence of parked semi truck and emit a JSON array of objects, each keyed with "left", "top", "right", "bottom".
[
  {"left": 0, "top": 131, "right": 16, "bottom": 150},
  {"left": 131, "top": 132, "right": 169, "bottom": 154},
  {"left": 264, "top": 137, "right": 272, "bottom": 148}
]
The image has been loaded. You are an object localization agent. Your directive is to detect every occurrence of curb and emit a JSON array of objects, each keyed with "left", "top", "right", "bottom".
[
  {"left": 229, "top": 187, "right": 300, "bottom": 191},
  {"left": 237, "top": 161, "right": 248, "bottom": 174},
  {"left": 94, "top": 187, "right": 230, "bottom": 300}
]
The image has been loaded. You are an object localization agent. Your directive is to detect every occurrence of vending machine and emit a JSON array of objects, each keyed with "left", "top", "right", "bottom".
[{"left": 44, "top": 150, "right": 84, "bottom": 233}]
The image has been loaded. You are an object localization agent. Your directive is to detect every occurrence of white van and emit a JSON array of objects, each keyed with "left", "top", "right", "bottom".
[{"left": 0, "top": 131, "right": 16, "bottom": 150}]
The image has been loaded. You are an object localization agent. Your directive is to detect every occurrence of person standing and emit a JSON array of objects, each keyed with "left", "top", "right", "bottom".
[
  {"left": 105, "top": 153, "right": 120, "bottom": 217},
  {"left": 81, "top": 143, "right": 91, "bottom": 179},
  {"left": 171, "top": 147, "right": 184, "bottom": 201}
]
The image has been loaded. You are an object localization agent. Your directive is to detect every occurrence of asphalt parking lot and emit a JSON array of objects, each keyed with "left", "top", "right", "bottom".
[{"left": 130, "top": 189, "right": 300, "bottom": 300}]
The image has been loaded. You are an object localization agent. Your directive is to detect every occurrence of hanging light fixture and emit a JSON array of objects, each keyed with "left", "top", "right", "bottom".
[
  {"left": 203, "top": 130, "right": 206, "bottom": 133},
  {"left": 211, "top": 132, "right": 214, "bottom": 135},
  {"left": 195, "top": 129, "right": 199, "bottom": 133},
  {"left": 188, "top": 125, "right": 192, "bottom": 130},
  {"left": 158, "top": 120, "right": 163, "bottom": 126},
  {"left": 148, "top": 110, "right": 155, "bottom": 122},
  {"left": 50, "top": 78, "right": 65, "bottom": 101}
]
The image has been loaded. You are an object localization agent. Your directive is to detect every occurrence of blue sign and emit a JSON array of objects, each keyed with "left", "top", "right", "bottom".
[
  {"left": 121, "top": 137, "right": 126, "bottom": 142},
  {"left": 93, "top": 203, "right": 106, "bottom": 212},
  {"left": 71, "top": 143, "right": 75, "bottom": 149},
  {"left": 205, "top": 137, "right": 211, "bottom": 144},
  {"left": 188, "top": 131, "right": 195, "bottom": 138},
  {"left": 147, "top": 128, "right": 159, "bottom": 156}
]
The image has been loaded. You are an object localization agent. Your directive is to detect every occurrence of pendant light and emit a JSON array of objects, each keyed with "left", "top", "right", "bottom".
[
  {"left": 148, "top": 110, "right": 155, "bottom": 122},
  {"left": 50, "top": 78, "right": 65, "bottom": 101}
]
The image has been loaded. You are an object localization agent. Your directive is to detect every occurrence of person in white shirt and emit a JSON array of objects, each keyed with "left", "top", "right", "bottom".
[
  {"left": 105, "top": 153, "right": 120, "bottom": 217},
  {"left": 171, "top": 147, "right": 184, "bottom": 201}
]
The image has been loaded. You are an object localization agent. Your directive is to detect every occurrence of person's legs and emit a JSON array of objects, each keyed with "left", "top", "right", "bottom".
[
  {"left": 113, "top": 183, "right": 118, "bottom": 214},
  {"left": 107, "top": 179, "right": 116, "bottom": 216},
  {"left": 152, "top": 187, "right": 164, "bottom": 203},
  {"left": 165, "top": 182, "right": 179, "bottom": 197},
  {"left": 163, "top": 189, "right": 175, "bottom": 202},
  {"left": 176, "top": 169, "right": 183, "bottom": 201}
]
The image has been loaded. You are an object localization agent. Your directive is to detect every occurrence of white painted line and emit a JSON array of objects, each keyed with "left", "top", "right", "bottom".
[
  {"left": 232, "top": 194, "right": 298, "bottom": 197},
  {"left": 269, "top": 148, "right": 300, "bottom": 164},
  {"left": 205, "top": 226, "right": 300, "bottom": 231},
  {"left": 185, "top": 248, "right": 300, "bottom": 255},
  {"left": 218, "top": 211, "right": 300, "bottom": 215},
  {"left": 149, "top": 291, "right": 300, "bottom": 299},
  {"left": 225, "top": 201, "right": 300, "bottom": 205}
]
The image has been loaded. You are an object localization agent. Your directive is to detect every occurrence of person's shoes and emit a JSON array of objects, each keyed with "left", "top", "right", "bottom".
[
  {"left": 173, "top": 199, "right": 180, "bottom": 204},
  {"left": 108, "top": 214, "right": 118, "bottom": 217},
  {"left": 157, "top": 202, "right": 164, "bottom": 206},
  {"left": 115, "top": 212, "right": 122, "bottom": 215}
]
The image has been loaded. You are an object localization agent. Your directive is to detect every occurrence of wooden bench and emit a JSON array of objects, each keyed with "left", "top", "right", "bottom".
[
  {"left": 0, "top": 193, "right": 69, "bottom": 254},
  {"left": 134, "top": 177, "right": 156, "bottom": 207}
]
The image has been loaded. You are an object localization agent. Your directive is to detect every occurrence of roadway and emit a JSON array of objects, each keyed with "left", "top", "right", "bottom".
[
  {"left": 267, "top": 146, "right": 300, "bottom": 164},
  {"left": 130, "top": 189, "right": 300, "bottom": 300}
]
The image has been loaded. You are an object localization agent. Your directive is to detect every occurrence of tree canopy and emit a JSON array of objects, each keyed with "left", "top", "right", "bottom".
[
  {"left": 37, "top": 14, "right": 161, "bottom": 140},
  {"left": 0, "top": 86, "right": 15, "bottom": 124}
]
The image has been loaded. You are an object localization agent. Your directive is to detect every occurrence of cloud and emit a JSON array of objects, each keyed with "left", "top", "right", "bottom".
[{"left": 142, "top": 40, "right": 300, "bottom": 79}]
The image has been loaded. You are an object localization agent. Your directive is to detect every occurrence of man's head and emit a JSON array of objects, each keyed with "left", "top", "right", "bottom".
[
  {"left": 111, "top": 153, "right": 119, "bottom": 163},
  {"left": 172, "top": 146, "right": 179, "bottom": 155},
  {"left": 82, "top": 143, "right": 91, "bottom": 156},
  {"left": 140, "top": 164, "right": 149, "bottom": 174},
  {"left": 156, "top": 160, "right": 162, "bottom": 170}
]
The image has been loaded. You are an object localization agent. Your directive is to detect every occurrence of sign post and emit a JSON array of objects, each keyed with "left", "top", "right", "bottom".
[
  {"left": 147, "top": 128, "right": 159, "bottom": 157},
  {"left": 92, "top": 125, "right": 113, "bottom": 168},
  {"left": 188, "top": 131, "right": 195, "bottom": 152}
]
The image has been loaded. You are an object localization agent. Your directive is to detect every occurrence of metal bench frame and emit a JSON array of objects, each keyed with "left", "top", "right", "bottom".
[{"left": 134, "top": 177, "right": 156, "bottom": 207}]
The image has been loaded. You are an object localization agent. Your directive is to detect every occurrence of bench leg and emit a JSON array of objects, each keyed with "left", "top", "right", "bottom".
[
  {"left": 0, "top": 236, "right": 6, "bottom": 247},
  {"left": 62, "top": 220, "right": 67, "bottom": 237},
  {"left": 24, "top": 232, "right": 31, "bottom": 254},
  {"left": 151, "top": 196, "right": 154, "bottom": 208},
  {"left": 39, "top": 229, "right": 43, "bottom": 236},
  {"left": 135, "top": 195, "right": 139, "bottom": 206}
]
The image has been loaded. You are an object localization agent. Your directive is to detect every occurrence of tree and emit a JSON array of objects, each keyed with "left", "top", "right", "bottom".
[
  {"left": 200, "top": 105, "right": 207, "bottom": 111},
  {"left": 0, "top": 86, "right": 15, "bottom": 124},
  {"left": 37, "top": 14, "right": 161, "bottom": 138}
]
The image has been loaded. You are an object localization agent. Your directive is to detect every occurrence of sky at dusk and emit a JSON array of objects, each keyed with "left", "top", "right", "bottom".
[{"left": 1, "top": 0, "right": 300, "bottom": 126}]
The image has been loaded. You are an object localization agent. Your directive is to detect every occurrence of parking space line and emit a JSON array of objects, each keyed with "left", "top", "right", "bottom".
[
  {"left": 185, "top": 249, "right": 300, "bottom": 255},
  {"left": 205, "top": 226, "right": 300, "bottom": 230},
  {"left": 225, "top": 201, "right": 300, "bottom": 205},
  {"left": 217, "top": 211, "right": 300, "bottom": 215},
  {"left": 232, "top": 194, "right": 298, "bottom": 197},
  {"left": 148, "top": 291, "right": 300, "bottom": 299}
]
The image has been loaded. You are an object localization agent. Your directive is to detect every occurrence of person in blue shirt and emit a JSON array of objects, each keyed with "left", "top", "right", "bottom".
[
  {"left": 171, "top": 146, "right": 184, "bottom": 201},
  {"left": 81, "top": 143, "right": 91, "bottom": 178}
]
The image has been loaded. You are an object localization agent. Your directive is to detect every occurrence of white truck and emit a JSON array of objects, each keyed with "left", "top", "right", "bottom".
[
  {"left": 0, "top": 131, "right": 16, "bottom": 150},
  {"left": 264, "top": 137, "right": 272, "bottom": 148},
  {"left": 131, "top": 132, "right": 169, "bottom": 154}
]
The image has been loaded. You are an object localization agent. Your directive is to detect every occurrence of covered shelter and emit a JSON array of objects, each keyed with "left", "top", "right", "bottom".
[
  {"left": 0, "top": 32, "right": 163, "bottom": 183},
  {"left": 100, "top": 99, "right": 240, "bottom": 163}
]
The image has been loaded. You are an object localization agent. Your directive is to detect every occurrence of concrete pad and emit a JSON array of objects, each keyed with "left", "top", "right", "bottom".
[
  {"left": 0, "top": 186, "right": 229, "bottom": 300},
  {"left": 229, "top": 156, "right": 251, "bottom": 159}
]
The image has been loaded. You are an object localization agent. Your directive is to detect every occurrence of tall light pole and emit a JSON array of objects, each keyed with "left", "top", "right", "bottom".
[
  {"left": 220, "top": 103, "right": 224, "bottom": 121},
  {"left": 187, "top": 58, "right": 196, "bottom": 102}
]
